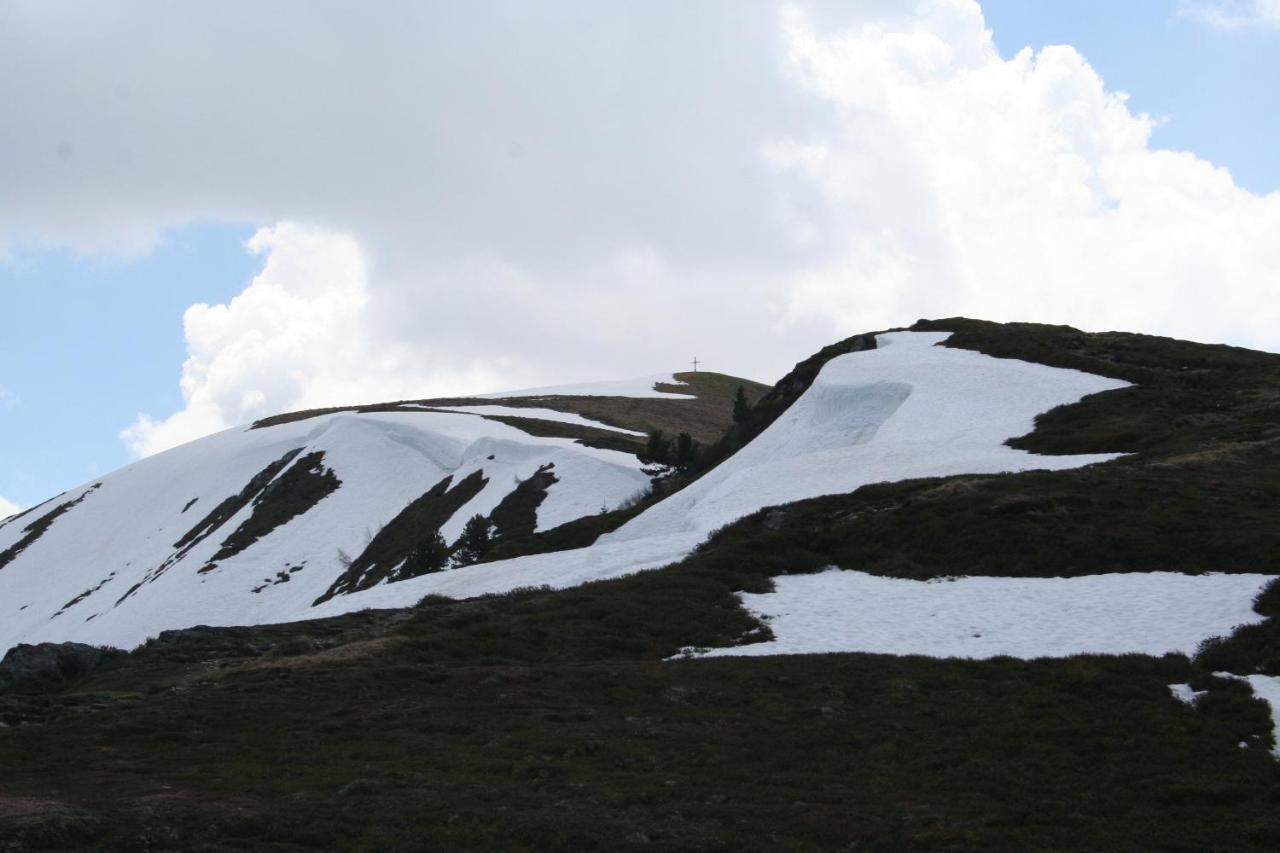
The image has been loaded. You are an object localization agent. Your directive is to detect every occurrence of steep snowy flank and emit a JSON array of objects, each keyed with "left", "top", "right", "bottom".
[
  {"left": 0, "top": 409, "right": 648, "bottom": 653},
  {"left": 311, "top": 331, "right": 1131, "bottom": 615}
]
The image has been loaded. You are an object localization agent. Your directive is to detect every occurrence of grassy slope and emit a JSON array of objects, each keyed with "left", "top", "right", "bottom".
[
  {"left": 4, "top": 319, "right": 1280, "bottom": 850},
  {"left": 250, "top": 371, "right": 771, "bottom": 447}
]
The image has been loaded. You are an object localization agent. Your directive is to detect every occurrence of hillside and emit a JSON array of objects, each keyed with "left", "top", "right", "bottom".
[
  {"left": 4, "top": 319, "right": 1280, "bottom": 851},
  {"left": 0, "top": 372, "right": 768, "bottom": 653}
]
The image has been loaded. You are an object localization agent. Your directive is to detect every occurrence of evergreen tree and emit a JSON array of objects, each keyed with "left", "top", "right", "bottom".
[
  {"left": 674, "top": 431, "right": 698, "bottom": 471},
  {"left": 642, "top": 429, "right": 672, "bottom": 465},
  {"left": 398, "top": 529, "right": 449, "bottom": 579},
  {"left": 732, "top": 385, "right": 751, "bottom": 424},
  {"left": 451, "top": 514, "right": 494, "bottom": 566}
]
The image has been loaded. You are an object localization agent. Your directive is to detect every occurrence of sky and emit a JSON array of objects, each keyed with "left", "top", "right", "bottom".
[{"left": 2, "top": 0, "right": 1279, "bottom": 514}]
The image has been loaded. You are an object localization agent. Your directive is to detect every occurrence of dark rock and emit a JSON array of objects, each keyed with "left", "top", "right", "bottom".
[{"left": 0, "top": 642, "right": 121, "bottom": 693}]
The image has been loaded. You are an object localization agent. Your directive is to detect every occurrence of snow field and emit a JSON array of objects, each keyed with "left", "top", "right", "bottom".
[{"left": 694, "top": 569, "right": 1273, "bottom": 659}]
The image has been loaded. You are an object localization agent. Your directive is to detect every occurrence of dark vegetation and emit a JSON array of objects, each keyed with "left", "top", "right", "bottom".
[
  {"left": 5, "top": 319, "right": 1280, "bottom": 849},
  {"left": 172, "top": 449, "right": 302, "bottom": 554},
  {"left": 488, "top": 463, "right": 558, "bottom": 541},
  {"left": 201, "top": 451, "right": 341, "bottom": 571},
  {"left": 481, "top": 502, "right": 651, "bottom": 564},
  {"left": 1, "top": 570, "right": 1279, "bottom": 850},
  {"left": 639, "top": 429, "right": 701, "bottom": 472},
  {"left": 398, "top": 532, "right": 450, "bottom": 579},
  {"left": 451, "top": 514, "right": 496, "bottom": 566},
  {"left": 315, "top": 472, "right": 488, "bottom": 605},
  {"left": 0, "top": 484, "right": 100, "bottom": 573}
]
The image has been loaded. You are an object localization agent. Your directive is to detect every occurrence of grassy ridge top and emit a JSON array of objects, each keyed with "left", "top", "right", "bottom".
[{"left": 251, "top": 371, "right": 770, "bottom": 450}]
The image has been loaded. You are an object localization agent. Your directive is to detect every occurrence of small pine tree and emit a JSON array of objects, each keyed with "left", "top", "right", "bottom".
[
  {"left": 451, "top": 514, "right": 494, "bottom": 566},
  {"left": 674, "top": 431, "right": 698, "bottom": 471},
  {"left": 732, "top": 385, "right": 751, "bottom": 424},
  {"left": 642, "top": 429, "right": 672, "bottom": 465},
  {"left": 399, "top": 529, "right": 449, "bottom": 579}
]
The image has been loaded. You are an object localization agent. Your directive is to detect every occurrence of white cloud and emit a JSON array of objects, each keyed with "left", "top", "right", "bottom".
[
  {"left": 0, "top": 387, "right": 17, "bottom": 410},
  {"left": 768, "top": 4, "right": 1280, "bottom": 346},
  {"left": 121, "top": 222, "right": 512, "bottom": 456},
  {"left": 1180, "top": 1, "right": 1280, "bottom": 29},
  {"left": 2, "top": 0, "right": 1279, "bottom": 459},
  {"left": 0, "top": 495, "right": 19, "bottom": 520}
]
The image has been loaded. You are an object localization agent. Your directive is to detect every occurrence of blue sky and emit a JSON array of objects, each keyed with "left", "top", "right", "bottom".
[
  {"left": 0, "top": 224, "right": 257, "bottom": 507},
  {"left": 982, "top": 0, "right": 1280, "bottom": 193},
  {"left": 1, "top": 0, "right": 1278, "bottom": 512}
]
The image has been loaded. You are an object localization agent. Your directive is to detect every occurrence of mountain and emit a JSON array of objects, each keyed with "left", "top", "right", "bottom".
[
  {"left": 0, "top": 371, "right": 769, "bottom": 653},
  {"left": 3, "top": 318, "right": 1280, "bottom": 851}
]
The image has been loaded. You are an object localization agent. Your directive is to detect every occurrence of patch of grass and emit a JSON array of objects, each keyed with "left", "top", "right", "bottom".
[{"left": 250, "top": 373, "right": 771, "bottom": 447}]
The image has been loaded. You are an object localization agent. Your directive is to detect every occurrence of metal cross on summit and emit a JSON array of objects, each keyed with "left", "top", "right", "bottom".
[{"left": 691, "top": 357, "right": 700, "bottom": 373}]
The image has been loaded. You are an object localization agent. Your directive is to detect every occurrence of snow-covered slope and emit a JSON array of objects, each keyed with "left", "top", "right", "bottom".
[
  {"left": 5, "top": 330, "right": 1205, "bottom": 658},
  {"left": 0, "top": 408, "right": 649, "bottom": 653},
  {"left": 308, "top": 332, "right": 1134, "bottom": 619}
]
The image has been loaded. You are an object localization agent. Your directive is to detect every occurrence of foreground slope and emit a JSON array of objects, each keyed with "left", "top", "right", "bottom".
[{"left": 5, "top": 319, "right": 1280, "bottom": 851}]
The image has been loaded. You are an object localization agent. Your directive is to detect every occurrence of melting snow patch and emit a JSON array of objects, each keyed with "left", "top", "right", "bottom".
[
  {"left": 697, "top": 569, "right": 1273, "bottom": 660},
  {"left": 1169, "top": 683, "right": 1207, "bottom": 706}
]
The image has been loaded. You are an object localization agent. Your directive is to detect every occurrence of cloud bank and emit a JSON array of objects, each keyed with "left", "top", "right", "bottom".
[{"left": 2, "top": 1, "right": 1278, "bottom": 456}]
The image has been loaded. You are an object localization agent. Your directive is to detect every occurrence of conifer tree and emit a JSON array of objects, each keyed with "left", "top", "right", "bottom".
[
  {"left": 643, "top": 429, "right": 672, "bottom": 465},
  {"left": 399, "top": 529, "right": 449, "bottom": 579},
  {"left": 732, "top": 385, "right": 751, "bottom": 424},
  {"left": 674, "top": 431, "right": 698, "bottom": 471},
  {"left": 451, "top": 514, "right": 494, "bottom": 566}
]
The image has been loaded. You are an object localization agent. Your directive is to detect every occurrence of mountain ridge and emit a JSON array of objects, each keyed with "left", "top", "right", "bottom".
[{"left": 4, "top": 318, "right": 1280, "bottom": 850}]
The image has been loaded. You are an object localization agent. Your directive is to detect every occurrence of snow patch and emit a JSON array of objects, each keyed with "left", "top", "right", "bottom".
[
  {"left": 1169, "top": 683, "right": 1207, "bottom": 706},
  {"left": 477, "top": 374, "right": 695, "bottom": 400},
  {"left": 695, "top": 569, "right": 1272, "bottom": 660},
  {"left": 412, "top": 404, "right": 646, "bottom": 436}
]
